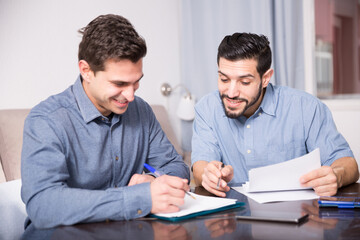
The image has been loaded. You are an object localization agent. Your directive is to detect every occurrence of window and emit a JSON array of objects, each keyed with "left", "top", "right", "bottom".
[{"left": 314, "top": 0, "right": 360, "bottom": 97}]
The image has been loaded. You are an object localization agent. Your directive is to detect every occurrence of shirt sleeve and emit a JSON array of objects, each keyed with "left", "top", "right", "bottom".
[
  {"left": 144, "top": 103, "right": 190, "bottom": 181},
  {"left": 21, "top": 114, "right": 152, "bottom": 229},
  {"left": 303, "top": 99, "right": 354, "bottom": 166},
  {"left": 191, "top": 99, "right": 222, "bottom": 167}
]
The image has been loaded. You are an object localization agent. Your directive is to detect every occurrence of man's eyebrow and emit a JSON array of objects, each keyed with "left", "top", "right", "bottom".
[
  {"left": 218, "top": 71, "right": 255, "bottom": 79},
  {"left": 109, "top": 74, "right": 144, "bottom": 84}
]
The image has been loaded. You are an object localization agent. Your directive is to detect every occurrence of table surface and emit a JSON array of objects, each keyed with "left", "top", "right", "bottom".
[{"left": 21, "top": 183, "right": 360, "bottom": 240}]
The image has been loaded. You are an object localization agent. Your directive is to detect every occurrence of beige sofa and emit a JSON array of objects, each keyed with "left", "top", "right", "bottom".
[{"left": 0, "top": 106, "right": 191, "bottom": 184}]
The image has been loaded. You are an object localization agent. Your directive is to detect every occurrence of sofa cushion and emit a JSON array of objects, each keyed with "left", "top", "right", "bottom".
[
  {"left": 150, "top": 105, "right": 183, "bottom": 156},
  {"left": 0, "top": 106, "right": 185, "bottom": 183},
  {"left": 0, "top": 109, "right": 30, "bottom": 182}
]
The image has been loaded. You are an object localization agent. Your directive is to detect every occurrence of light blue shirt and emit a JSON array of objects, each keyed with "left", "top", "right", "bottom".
[
  {"left": 191, "top": 83, "right": 353, "bottom": 183},
  {"left": 21, "top": 76, "right": 190, "bottom": 229}
]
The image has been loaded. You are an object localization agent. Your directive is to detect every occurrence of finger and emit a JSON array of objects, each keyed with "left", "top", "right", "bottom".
[
  {"left": 155, "top": 181, "right": 187, "bottom": 199},
  {"left": 221, "top": 165, "right": 233, "bottom": 177},
  {"left": 203, "top": 171, "right": 230, "bottom": 192},
  {"left": 210, "top": 160, "right": 224, "bottom": 169},
  {"left": 128, "top": 174, "right": 141, "bottom": 186},
  {"left": 300, "top": 166, "right": 332, "bottom": 184},
  {"left": 313, "top": 184, "right": 338, "bottom": 196},
  {"left": 203, "top": 167, "right": 222, "bottom": 185},
  {"left": 302, "top": 172, "right": 337, "bottom": 189},
  {"left": 156, "top": 194, "right": 185, "bottom": 210},
  {"left": 207, "top": 161, "right": 223, "bottom": 178},
  {"left": 158, "top": 175, "right": 189, "bottom": 192},
  {"left": 202, "top": 180, "right": 227, "bottom": 197},
  {"left": 159, "top": 204, "right": 180, "bottom": 213},
  {"left": 221, "top": 166, "right": 234, "bottom": 183}
]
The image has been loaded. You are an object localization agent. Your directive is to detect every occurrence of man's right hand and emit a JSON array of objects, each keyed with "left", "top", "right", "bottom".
[
  {"left": 193, "top": 160, "right": 234, "bottom": 197},
  {"left": 150, "top": 175, "right": 189, "bottom": 214}
]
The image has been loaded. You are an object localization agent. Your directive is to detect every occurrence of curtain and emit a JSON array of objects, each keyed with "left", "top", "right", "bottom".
[{"left": 180, "top": 0, "right": 306, "bottom": 151}]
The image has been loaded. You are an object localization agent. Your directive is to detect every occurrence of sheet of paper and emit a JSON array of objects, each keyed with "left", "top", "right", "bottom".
[
  {"left": 244, "top": 148, "right": 321, "bottom": 192},
  {"left": 154, "top": 192, "right": 237, "bottom": 218},
  {"left": 232, "top": 186, "right": 318, "bottom": 203}
]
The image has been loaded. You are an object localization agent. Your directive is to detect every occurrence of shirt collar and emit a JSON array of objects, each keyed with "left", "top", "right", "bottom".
[
  {"left": 259, "top": 83, "right": 277, "bottom": 117},
  {"left": 73, "top": 75, "right": 103, "bottom": 123}
]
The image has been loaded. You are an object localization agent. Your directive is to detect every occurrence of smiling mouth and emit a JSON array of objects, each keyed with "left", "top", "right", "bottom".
[
  {"left": 225, "top": 98, "right": 244, "bottom": 107},
  {"left": 113, "top": 99, "right": 129, "bottom": 108}
]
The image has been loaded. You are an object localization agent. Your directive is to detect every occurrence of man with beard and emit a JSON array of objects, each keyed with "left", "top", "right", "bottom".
[{"left": 191, "top": 32, "right": 359, "bottom": 197}]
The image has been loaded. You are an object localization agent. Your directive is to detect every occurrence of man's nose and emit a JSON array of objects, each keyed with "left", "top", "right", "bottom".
[
  {"left": 122, "top": 86, "right": 136, "bottom": 102},
  {"left": 227, "top": 81, "right": 240, "bottom": 98}
]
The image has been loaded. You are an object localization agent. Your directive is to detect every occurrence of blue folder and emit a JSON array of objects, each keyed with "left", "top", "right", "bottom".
[{"left": 318, "top": 196, "right": 360, "bottom": 209}]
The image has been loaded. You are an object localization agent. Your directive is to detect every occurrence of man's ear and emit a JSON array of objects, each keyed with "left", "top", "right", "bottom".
[
  {"left": 262, "top": 68, "right": 273, "bottom": 88},
  {"left": 79, "top": 60, "right": 93, "bottom": 82}
]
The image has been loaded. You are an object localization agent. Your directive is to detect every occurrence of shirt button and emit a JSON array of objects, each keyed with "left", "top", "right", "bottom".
[
  {"left": 115, "top": 156, "right": 119, "bottom": 161},
  {"left": 246, "top": 124, "right": 251, "bottom": 128},
  {"left": 247, "top": 149, "right": 251, "bottom": 154},
  {"left": 258, "top": 113, "right": 262, "bottom": 116},
  {"left": 137, "top": 209, "right": 142, "bottom": 215}
]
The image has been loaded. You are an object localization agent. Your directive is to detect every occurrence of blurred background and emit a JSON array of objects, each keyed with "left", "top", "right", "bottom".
[{"left": 0, "top": 0, "right": 359, "bottom": 162}]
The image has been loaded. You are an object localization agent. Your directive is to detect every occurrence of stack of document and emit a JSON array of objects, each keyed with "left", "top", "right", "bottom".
[
  {"left": 151, "top": 192, "right": 244, "bottom": 221},
  {"left": 233, "top": 148, "right": 321, "bottom": 203}
]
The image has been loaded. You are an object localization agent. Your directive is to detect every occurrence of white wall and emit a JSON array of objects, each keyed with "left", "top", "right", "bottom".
[
  {"left": 322, "top": 99, "right": 360, "bottom": 173},
  {"left": 0, "top": 0, "right": 183, "bottom": 141}
]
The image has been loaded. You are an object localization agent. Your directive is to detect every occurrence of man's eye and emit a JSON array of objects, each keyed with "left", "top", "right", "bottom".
[
  {"left": 242, "top": 82, "right": 250, "bottom": 85},
  {"left": 220, "top": 78, "right": 229, "bottom": 83}
]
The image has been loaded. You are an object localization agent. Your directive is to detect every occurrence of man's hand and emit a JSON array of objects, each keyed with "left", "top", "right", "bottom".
[
  {"left": 299, "top": 166, "right": 338, "bottom": 196},
  {"left": 150, "top": 175, "right": 190, "bottom": 214},
  {"left": 196, "top": 161, "right": 234, "bottom": 197},
  {"left": 128, "top": 174, "right": 155, "bottom": 186}
]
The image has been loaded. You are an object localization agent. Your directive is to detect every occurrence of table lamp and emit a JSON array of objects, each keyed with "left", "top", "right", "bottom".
[{"left": 160, "top": 83, "right": 195, "bottom": 121}]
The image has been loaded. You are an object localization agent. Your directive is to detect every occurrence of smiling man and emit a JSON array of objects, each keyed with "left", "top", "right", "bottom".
[
  {"left": 191, "top": 32, "right": 359, "bottom": 197},
  {"left": 21, "top": 14, "right": 190, "bottom": 229}
]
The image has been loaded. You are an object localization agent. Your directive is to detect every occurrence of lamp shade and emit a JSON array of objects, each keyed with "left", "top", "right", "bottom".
[{"left": 176, "top": 94, "right": 195, "bottom": 121}]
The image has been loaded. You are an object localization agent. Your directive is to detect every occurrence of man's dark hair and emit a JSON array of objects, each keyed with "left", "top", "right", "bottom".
[
  {"left": 217, "top": 33, "right": 272, "bottom": 78},
  {"left": 78, "top": 14, "right": 147, "bottom": 74}
]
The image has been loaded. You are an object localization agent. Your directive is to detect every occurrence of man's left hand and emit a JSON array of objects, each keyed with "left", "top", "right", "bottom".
[
  {"left": 300, "top": 166, "right": 338, "bottom": 196},
  {"left": 128, "top": 174, "right": 156, "bottom": 186}
]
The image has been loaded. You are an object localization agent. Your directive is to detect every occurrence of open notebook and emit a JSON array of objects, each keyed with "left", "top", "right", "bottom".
[{"left": 150, "top": 192, "right": 244, "bottom": 222}]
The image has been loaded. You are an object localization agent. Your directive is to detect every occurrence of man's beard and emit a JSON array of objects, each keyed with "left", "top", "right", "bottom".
[{"left": 220, "top": 82, "right": 263, "bottom": 119}]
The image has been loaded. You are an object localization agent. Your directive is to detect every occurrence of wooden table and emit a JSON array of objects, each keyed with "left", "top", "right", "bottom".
[{"left": 22, "top": 183, "right": 360, "bottom": 239}]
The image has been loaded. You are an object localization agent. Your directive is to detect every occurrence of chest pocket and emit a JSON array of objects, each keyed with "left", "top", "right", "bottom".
[{"left": 266, "top": 139, "right": 307, "bottom": 165}]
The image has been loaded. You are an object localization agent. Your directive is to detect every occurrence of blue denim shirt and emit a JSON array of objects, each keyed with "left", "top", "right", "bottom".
[
  {"left": 21, "top": 76, "right": 190, "bottom": 228},
  {"left": 191, "top": 83, "right": 354, "bottom": 183}
]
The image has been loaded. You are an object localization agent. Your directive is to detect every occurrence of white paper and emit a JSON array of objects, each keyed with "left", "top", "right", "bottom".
[
  {"left": 232, "top": 186, "right": 318, "bottom": 203},
  {"left": 154, "top": 192, "right": 237, "bottom": 218},
  {"left": 244, "top": 148, "right": 321, "bottom": 192}
]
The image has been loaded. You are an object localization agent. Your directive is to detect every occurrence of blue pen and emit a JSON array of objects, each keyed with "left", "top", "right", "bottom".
[
  {"left": 144, "top": 163, "right": 163, "bottom": 177},
  {"left": 144, "top": 163, "right": 196, "bottom": 200}
]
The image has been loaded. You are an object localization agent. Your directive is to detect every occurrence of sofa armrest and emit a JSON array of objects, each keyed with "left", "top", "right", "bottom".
[{"left": 0, "top": 109, "right": 31, "bottom": 182}]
